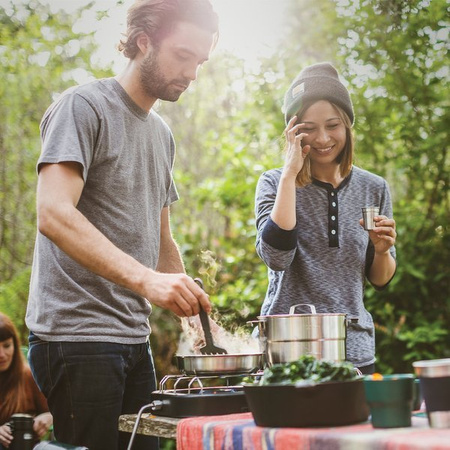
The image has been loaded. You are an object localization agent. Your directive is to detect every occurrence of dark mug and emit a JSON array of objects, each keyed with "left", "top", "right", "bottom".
[{"left": 9, "top": 413, "right": 35, "bottom": 450}]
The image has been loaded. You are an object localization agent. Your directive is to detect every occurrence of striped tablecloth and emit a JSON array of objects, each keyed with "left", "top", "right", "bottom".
[{"left": 176, "top": 412, "right": 450, "bottom": 450}]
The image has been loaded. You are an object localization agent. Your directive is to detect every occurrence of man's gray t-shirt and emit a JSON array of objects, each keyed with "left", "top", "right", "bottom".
[{"left": 26, "top": 78, "right": 178, "bottom": 344}]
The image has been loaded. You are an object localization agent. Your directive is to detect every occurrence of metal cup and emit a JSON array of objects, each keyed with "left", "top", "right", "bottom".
[
  {"left": 362, "top": 207, "right": 379, "bottom": 230},
  {"left": 413, "top": 358, "right": 450, "bottom": 428}
]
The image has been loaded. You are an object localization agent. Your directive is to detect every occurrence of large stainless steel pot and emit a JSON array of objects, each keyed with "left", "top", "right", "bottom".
[{"left": 252, "top": 304, "right": 357, "bottom": 365}]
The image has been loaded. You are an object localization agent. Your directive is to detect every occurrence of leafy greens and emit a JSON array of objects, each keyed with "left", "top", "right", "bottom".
[{"left": 259, "top": 355, "right": 358, "bottom": 385}]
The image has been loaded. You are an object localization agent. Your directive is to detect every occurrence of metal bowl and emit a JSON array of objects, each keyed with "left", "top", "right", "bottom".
[{"left": 176, "top": 353, "right": 264, "bottom": 375}]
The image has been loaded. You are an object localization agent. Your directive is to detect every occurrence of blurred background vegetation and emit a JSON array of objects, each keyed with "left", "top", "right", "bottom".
[{"left": 0, "top": 0, "right": 449, "bottom": 388}]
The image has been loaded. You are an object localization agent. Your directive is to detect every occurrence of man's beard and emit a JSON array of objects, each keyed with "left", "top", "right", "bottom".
[{"left": 139, "top": 50, "right": 188, "bottom": 102}]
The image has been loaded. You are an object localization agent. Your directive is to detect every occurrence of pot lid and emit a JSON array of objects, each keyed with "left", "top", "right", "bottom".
[
  {"left": 258, "top": 303, "right": 348, "bottom": 318},
  {"left": 257, "top": 314, "right": 347, "bottom": 319}
]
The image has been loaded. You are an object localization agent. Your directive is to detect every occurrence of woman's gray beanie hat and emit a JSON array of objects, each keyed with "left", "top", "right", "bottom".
[{"left": 282, "top": 62, "right": 354, "bottom": 125}]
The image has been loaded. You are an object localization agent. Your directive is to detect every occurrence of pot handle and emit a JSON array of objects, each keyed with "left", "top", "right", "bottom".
[
  {"left": 246, "top": 320, "right": 262, "bottom": 326},
  {"left": 289, "top": 304, "right": 317, "bottom": 314},
  {"left": 346, "top": 316, "right": 359, "bottom": 326}
]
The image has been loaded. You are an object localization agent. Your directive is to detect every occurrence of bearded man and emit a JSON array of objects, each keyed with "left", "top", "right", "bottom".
[{"left": 25, "top": 1, "right": 219, "bottom": 449}]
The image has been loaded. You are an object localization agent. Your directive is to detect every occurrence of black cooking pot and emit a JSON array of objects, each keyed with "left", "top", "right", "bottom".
[{"left": 244, "top": 378, "right": 369, "bottom": 427}]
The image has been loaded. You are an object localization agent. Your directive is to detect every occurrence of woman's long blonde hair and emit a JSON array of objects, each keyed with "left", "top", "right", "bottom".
[{"left": 286, "top": 100, "right": 354, "bottom": 187}]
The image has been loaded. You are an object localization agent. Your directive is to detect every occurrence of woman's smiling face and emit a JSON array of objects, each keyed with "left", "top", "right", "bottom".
[
  {"left": 300, "top": 100, "right": 347, "bottom": 167},
  {"left": 0, "top": 337, "right": 15, "bottom": 372}
]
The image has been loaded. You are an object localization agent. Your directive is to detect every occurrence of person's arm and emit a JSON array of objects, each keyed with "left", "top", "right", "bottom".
[
  {"left": 270, "top": 116, "right": 309, "bottom": 230},
  {"left": 361, "top": 216, "right": 397, "bottom": 287},
  {"left": 254, "top": 117, "right": 307, "bottom": 272},
  {"left": 37, "top": 162, "right": 210, "bottom": 316},
  {"left": 156, "top": 206, "right": 185, "bottom": 273}
]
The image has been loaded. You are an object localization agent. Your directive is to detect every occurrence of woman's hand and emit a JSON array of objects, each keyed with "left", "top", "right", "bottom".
[
  {"left": 0, "top": 423, "right": 13, "bottom": 448},
  {"left": 283, "top": 115, "right": 310, "bottom": 179},
  {"left": 362, "top": 215, "right": 397, "bottom": 286},
  {"left": 33, "top": 412, "right": 53, "bottom": 438},
  {"left": 360, "top": 215, "right": 397, "bottom": 254}
]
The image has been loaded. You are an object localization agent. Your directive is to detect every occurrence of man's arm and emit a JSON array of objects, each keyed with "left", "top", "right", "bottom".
[
  {"left": 37, "top": 162, "right": 210, "bottom": 316},
  {"left": 157, "top": 207, "right": 185, "bottom": 273}
]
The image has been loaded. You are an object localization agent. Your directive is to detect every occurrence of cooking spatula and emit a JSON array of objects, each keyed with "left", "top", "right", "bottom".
[{"left": 194, "top": 278, "right": 227, "bottom": 355}]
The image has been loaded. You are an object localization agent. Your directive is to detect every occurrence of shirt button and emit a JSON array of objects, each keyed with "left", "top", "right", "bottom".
[
  {"left": 331, "top": 216, "right": 336, "bottom": 221},
  {"left": 331, "top": 230, "right": 336, "bottom": 235},
  {"left": 331, "top": 192, "right": 335, "bottom": 196},
  {"left": 332, "top": 202, "right": 337, "bottom": 207}
]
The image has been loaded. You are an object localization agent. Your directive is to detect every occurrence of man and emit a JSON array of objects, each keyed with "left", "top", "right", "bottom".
[{"left": 25, "top": 1, "right": 219, "bottom": 449}]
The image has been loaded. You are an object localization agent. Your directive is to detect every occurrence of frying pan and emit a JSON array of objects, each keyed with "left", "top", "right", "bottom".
[{"left": 176, "top": 353, "right": 264, "bottom": 375}]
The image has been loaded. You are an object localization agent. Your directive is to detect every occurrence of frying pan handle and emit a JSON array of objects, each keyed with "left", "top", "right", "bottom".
[
  {"left": 193, "top": 278, "right": 214, "bottom": 346},
  {"left": 193, "top": 277, "right": 204, "bottom": 290},
  {"left": 199, "top": 308, "right": 214, "bottom": 346}
]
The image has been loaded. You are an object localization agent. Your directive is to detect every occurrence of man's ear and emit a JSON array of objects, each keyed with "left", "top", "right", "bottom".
[{"left": 136, "top": 32, "right": 150, "bottom": 56}]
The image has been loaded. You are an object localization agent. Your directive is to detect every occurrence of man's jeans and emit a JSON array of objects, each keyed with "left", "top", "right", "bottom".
[{"left": 28, "top": 333, "right": 159, "bottom": 450}]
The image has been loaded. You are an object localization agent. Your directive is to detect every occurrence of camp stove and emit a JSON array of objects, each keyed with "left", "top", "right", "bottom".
[
  {"left": 146, "top": 372, "right": 258, "bottom": 418},
  {"left": 126, "top": 372, "right": 260, "bottom": 450}
]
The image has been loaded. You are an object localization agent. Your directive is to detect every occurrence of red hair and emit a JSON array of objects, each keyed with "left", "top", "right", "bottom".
[{"left": 0, "top": 313, "right": 28, "bottom": 424}]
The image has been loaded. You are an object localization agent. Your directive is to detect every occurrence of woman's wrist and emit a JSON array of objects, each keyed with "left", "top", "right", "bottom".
[{"left": 280, "top": 169, "right": 298, "bottom": 184}]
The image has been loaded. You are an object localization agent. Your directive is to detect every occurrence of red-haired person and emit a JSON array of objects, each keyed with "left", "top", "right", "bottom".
[{"left": 0, "top": 313, "right": 52, "bottom": 449}]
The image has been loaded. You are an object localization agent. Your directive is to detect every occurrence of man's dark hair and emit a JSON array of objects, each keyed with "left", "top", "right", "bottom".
[{"left": 118, "top": 0, "right": 219, "bottom": 59}]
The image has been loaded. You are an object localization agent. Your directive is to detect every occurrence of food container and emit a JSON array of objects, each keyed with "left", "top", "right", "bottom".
[
  {"left": 363, "top": 374, "right": 415, "bottom": 428},
  {"left": 413, "top": 358, "right": 450, "bottom": 428},
  {"left": 244, "top": 378, "right": 369, "bottom": 427},
  {"left": 252, "top": 304, "right": 357, "bottom": 365},
  {"left": 9, "top": 414, "right": 34, "bottom": 450},
  {"left": 175, "top": 353, "right": 264, "bottom": 375}
]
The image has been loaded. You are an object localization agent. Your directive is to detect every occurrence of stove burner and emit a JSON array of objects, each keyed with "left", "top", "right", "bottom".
[{"left": 157, "top": 373, "right": 254, "bottom": 394}]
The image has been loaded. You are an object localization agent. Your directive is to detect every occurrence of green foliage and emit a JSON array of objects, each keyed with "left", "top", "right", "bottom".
[
  {"left": 0, "top": 268, "right": 31, "bottom": 344},
  {"left": 334, "top": 0, "right": 450, "bottom": 373},
  {"left": 0, "top": 0, "right": 448, "bottom": 381},
  {"left": 0, "top": 0, "right": 113, "bottom": 282}
]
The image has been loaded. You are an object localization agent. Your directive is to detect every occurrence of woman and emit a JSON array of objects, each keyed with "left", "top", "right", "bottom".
[
  {"left": 255, "top": 62, "right": 397, "bottom": 374},
  {"left": 0, "top": 313, "right": 52, "bottom": 448}
]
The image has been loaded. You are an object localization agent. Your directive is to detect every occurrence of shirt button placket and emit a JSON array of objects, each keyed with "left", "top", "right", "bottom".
[{"left": 328, "top": 190, "right": 339, "bottom": 247}]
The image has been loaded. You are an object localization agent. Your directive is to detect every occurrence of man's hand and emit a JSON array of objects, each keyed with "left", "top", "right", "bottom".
[{"left": 143, "top": 272, "right": 211, "bottom": 317}]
